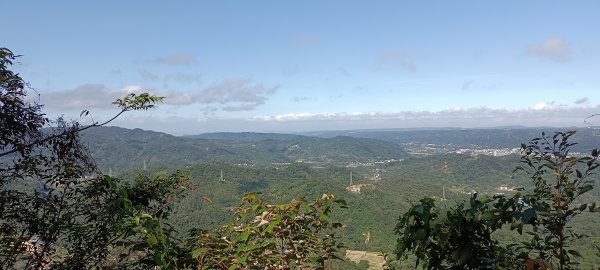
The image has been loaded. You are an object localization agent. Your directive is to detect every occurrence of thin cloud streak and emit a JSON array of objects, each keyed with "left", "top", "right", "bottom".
[
  {"left": 527, "top": 37, "right": 572, "bottom": 63},
  {"left": 150, "top": 53, "right": 198, "bottom": 65}
]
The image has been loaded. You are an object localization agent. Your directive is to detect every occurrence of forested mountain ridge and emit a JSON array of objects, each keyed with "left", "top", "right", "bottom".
[
  {"left": 304, "top": 127, "right": 600, "bottom": 152},
  {"left": 80, "top": 126, "right": 408, "bottom": 173},
  {"left": 184, "top": 132, "right": 308, "bottom": 141}
]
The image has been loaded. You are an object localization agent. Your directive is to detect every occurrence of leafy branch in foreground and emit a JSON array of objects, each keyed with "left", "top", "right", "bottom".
[
  {"left": 1, "top": 47, "right": 175, "bottom": 269},
  {"left": 188, "top": 193, "right": 346, "bottom": 270},
  {"left": 394, "top": 194, "right": 524, "bottom": 269},
  {"left": 515, "top": 131, "right": 600, "bottom": 270},
  {"left": 393, "top": 131, "right": 600, "bottom": 270}
]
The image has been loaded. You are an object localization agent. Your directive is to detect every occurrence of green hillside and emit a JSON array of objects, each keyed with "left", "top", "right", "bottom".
[
  {"left": 305, "top": 127, "right": 600, "bottom": 152},
  {"left": 141, "top": 154, "right": 600, "bottom": 268},
  {"left": 77, "top": 127, "right": 600, "bottom": 268},
  {"left": 80, "top": 127, "right": 408, "bottom": 173}
]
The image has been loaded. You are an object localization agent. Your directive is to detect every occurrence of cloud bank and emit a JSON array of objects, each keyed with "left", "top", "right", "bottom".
[
  {"left": 40, "top": 84, "right": 126, "bottom": 109},
  {"left": 166, "top": 78, "right": 280, "bottom": 111},
  {"left": 107, "top": 103, "right": 600, "bottom": 135},
  {"left": 40, "top": 78, "right": 279, "bottom": 112},
  {"left": 252, "top": 105, "right": 600, "bottom": 128}
]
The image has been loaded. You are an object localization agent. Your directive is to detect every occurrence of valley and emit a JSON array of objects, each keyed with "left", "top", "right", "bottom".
[{"left": 79, "top": 126, "right": 600, "bottom": 269}]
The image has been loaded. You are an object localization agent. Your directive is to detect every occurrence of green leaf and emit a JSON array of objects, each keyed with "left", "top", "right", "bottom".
[
  {"left": 415, "top": 229, "right": 426, "bottom": 240},
  {"left": 239, "top": 231, "right": 251, "bottom": 241},
  {"left": 567, "top": 249, "right": 582, "bottom": 258},
  {"left": 481, "top": 210, "right": 498, "bottom": 221},
  {"left": 147, "top": 234, "right": 158, "bottom": 245},
  {"left": 123, "top": 198, "right": 132, "bottom": 210},
  {"left": 520, "top": 208, "right": 537, "bottom": 224},
  {"left": 334, "top": 199, "right": 347, "bottom": 205},
  {"left": 192, "top": 248, "right": 206, "bottom": 259},
  {"left": 265, "top": 222, "right": 276, "bottom": 233},
  {"left": 579, "top": 184, "right": 593, "bottom": 194}
]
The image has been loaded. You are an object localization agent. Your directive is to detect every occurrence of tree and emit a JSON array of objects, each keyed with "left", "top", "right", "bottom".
[
  {"left": 516, "top": 131, "right": 600, "bottom": 269},
  {"left": 188, "top": 193, "right": 346, "bottom": 270},
  {"left": 0, "top": 47, "right": 185, "bottom": 269},
  {"left": 394, "top": 195, "right": 521, "bottom": 269},
  {"left": 394, "top": 131, "right": 600, "bottom": 270}
]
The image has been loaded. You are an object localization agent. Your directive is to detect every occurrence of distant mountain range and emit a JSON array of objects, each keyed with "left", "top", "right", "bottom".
[
  {"left": 80, "top": 127, "right": 409, "bottom": 174},
  {"left": 79, "top": 126, "right": 600, "bottom": 174},
  {"left": 298, "top": 127, "right": 600, "bottom": 152}
]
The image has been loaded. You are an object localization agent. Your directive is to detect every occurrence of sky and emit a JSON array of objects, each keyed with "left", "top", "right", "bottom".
[{"left": 4, "top": 1, "right": 600, "bottom": 135}]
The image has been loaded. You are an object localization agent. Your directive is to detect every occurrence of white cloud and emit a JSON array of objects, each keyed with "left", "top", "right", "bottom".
[
  {"left": 531, "top": 102, "right": 550, "bottom": 110},
  {"left": 251, "top": 105, "right": 600, "bottom": 128},
  {"left": 123, "top": 85, "right": 143, "bottom": 94},
  {"left": 527, "top": 37, "right": 572, "bottom": 63},
  {"left": 106, "top": 104, "right": 600, "bottom": 135},
  {"left": 40, "top": 84, "right": 127, "bottom": 109},
  {"left": 189, "top": 78, "right": 280, "bottom": 110},
  {"left": 40, "top": 79, "right": 279, "bottom": 112}
]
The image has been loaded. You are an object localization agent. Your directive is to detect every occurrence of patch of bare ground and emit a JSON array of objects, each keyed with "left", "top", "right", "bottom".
[{"left": 344, "top": 250, "right": 386, "bottom": 270}]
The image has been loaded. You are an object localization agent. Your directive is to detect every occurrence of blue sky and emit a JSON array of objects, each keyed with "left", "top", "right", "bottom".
[{"left": 4, "top": 1, "right": 600, "bottom": 134}]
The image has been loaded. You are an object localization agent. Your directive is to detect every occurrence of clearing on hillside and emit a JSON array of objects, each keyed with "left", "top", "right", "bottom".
[{"left": 344, "top": 250, "right": 386, "bottom": 270}]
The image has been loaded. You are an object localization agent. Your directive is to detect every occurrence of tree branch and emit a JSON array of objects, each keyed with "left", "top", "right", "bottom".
[{"left": 0, "top": 109, "right": 127, "bottom": 158}]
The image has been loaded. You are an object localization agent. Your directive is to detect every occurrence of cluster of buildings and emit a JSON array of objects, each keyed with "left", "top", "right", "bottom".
[{"left": 455, "top": 148, "right": 520, "bottom": 156}]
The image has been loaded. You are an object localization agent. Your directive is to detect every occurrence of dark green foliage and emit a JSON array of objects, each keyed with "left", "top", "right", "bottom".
[
  {"left": 394, "top": 195, "right": 522, "bottom": 269},
  {"left": 49, "top": 172, "right": 188, "bottom": 269},
  {"left": 187, "top": 193, "right": 346, "bottom": 269},
  {"left": 0, "top": 48, "right": 177, "bottom": 269},
  {"left": 394, "top": 131, "right": 600, "bottom": 269}
]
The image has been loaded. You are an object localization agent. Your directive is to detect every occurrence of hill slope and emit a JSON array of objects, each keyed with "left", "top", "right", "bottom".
[
  {"left": 304, "top": 127, "right": 600, "bottom": 152},
  {"left": 80, "top": 127, "right": 408, "bottom": 173}
]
